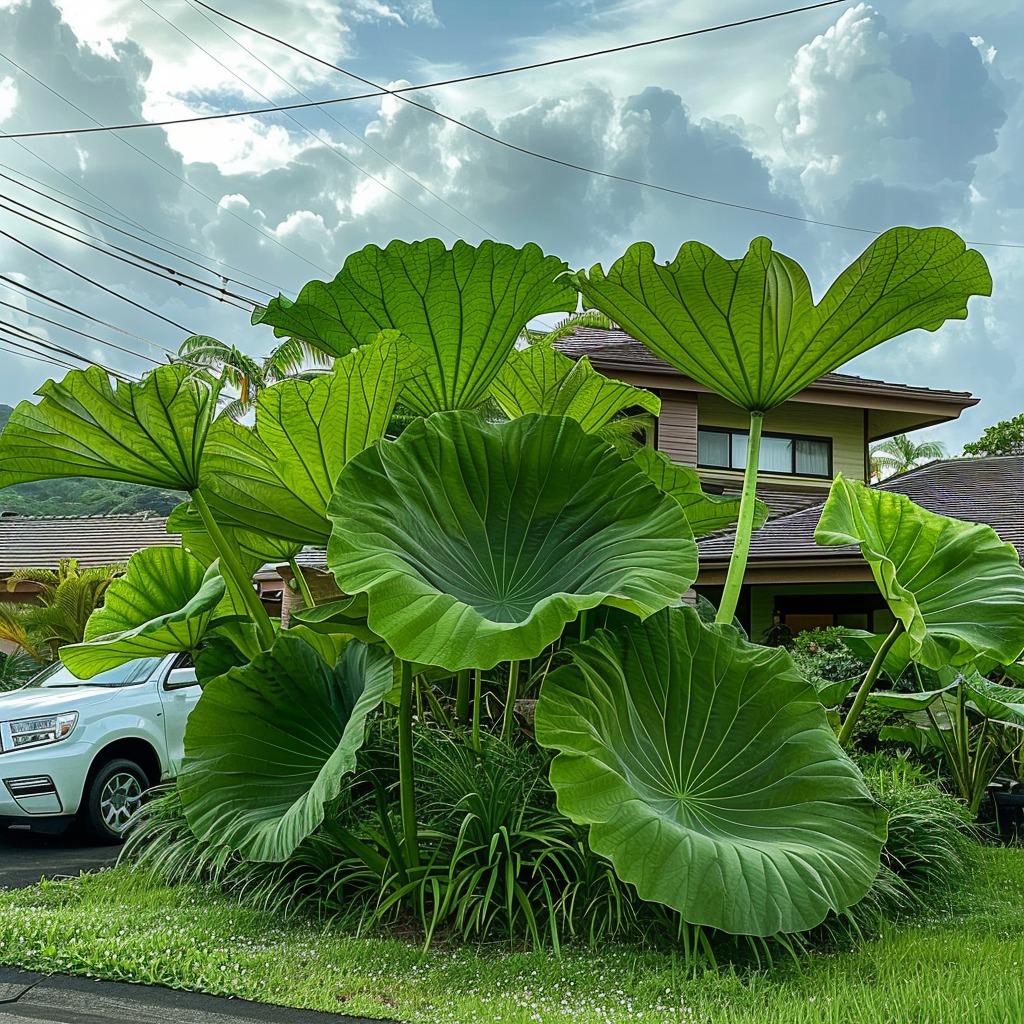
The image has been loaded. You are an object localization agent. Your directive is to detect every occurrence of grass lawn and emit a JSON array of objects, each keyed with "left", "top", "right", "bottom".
[{"left": 0, "top": 847, "right": 1022, "bottom": 1024}]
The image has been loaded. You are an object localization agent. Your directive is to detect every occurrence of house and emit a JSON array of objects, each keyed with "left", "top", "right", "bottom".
[
  {"left": 0, "top": 511, "right": 284, "bottom": 620},
  {"left": 697, "top": 456, "right": 1024, "bottom": 642},
  {"left": 553, "top": 327, "right": 990, "bottom": 639}
]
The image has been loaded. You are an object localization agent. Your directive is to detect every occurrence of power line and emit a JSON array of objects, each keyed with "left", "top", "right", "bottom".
[
  {"left": 0, "top": 321, "right": 137, "bottom": 379},
  {"left": 0, "top": 274, "right": 175, "bottom": 355},
  {"left": 0, "top": 195, "right": 257, "bottom": 310},
  {"left": 138, "top": 0, "right": 469, "bottom": 244},
  {"left": 181, "top": 0, "right": 499, "bottom": 242},
  {"left": 7, "top": 4, "right": 1016, "bottom": 251},
  {"left": 0, "top": 166, "right": 277, "bottom": 300},
  {"left": 0, "top": 1, "right": 847, "bottom": 139},
  {"left": 0, "top": 54, "right": 332, "bottom": 275},
  {"left": 0, "top": 162, "right": 282, "bottom": 297},
  {"left": 0, "top": 226, "right": 195, "bottom": 335},
  {"left": 0, "top": 299, "right": 163, "bottom": 365}
]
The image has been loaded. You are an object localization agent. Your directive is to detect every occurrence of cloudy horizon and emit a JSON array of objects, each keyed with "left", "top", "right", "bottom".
[{"left": 0, "top": 0, "right": 1020, "bottom": 453}]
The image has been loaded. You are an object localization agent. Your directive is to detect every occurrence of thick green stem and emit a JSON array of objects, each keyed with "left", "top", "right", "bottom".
[
  {"left": 288, "top": 557, "right": 316, "bottom": 610},
  {"left": 398, "top": 660, "right": 420, "bottom": 869},
  {"left": 456, "top": 669, "right": 471, "bottom": 725},
  {"left": 838, "top": 620, "right": 905, "bottom": 748},
  {"left": 502, "top": 660, "right": 520, "bottom": 742},
  {"left": 191, "top": 488, "right": 275, "bottom": 649},
  {"left": 715, "top": 413, "right": 763, "bottom": 625},
  {"left": 471, "top": 669, "right": 483, "bottom": 751}
]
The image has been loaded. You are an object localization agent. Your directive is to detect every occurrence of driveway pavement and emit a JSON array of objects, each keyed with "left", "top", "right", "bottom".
[
  {"left": 0, "top": 827, "right": 119, "bottom": 889},
  {"left": 0, "top": 970, "right": 380, "bottom": 1023}
]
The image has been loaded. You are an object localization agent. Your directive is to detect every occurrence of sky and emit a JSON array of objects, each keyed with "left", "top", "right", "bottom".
[{"left": 0, "top": 0, "right": 1020, "bottom": 453}]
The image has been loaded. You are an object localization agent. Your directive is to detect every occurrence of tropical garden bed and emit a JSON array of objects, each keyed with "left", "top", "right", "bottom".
[
  {"left": 1, "top": 844, "right": 1022, "bottom": 1024},
  {"left": 1, "top": 228, "right": 1022, "bottom": 1021}
]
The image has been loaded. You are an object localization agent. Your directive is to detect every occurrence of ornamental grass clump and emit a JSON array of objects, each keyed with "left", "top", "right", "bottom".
[{"left": 0, "top": 228, "right": 1005, "bottom": 950}]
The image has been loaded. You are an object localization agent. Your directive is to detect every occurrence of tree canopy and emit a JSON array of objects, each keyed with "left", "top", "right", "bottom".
[{"left": 962, "top": 413, "right": 1024, "bottom": 457}]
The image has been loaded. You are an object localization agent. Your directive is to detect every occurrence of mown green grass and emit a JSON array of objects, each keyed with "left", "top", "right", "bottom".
[{"left": 1, "top": 847, "right": 1022, "bottom": 1024}]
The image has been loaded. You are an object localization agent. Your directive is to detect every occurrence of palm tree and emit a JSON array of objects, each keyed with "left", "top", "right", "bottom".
[
  {"left": 869, "top": 434, "right": 948, "bottom": 481},
  {"left": 175, "top": 335, "right": 331, "bottom": 420},
  {"left": 0, "top": 559, "right": 123, "bottom": 664}
]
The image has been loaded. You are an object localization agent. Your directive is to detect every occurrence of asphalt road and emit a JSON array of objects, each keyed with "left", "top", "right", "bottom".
[{"left": 0, "top": 826, "right": 119, "bottom": 889}]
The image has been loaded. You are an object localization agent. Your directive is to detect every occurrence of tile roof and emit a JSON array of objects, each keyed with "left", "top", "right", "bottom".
[
  {"left": 553, "top": 328, "right": 977, "bottom": 406},
  {"left": 0, "top": 513, "right": 177, "bottom": 572},
  {"left": 698, "top": 456, "right": 1024, "bottom": 564}
]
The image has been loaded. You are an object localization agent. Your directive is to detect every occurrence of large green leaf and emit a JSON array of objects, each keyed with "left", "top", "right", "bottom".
[
  {"left": 166, "top": 501, "right": 300, "bottom": 619},
  {"left": 632, "top": 447, "right": 768, "bottom": 537},
  {"left": 534, "top": 606, "right": 885, "bottom": 935},
  {"left": 0, "top": 364, "right": 214, "bottom": 491},
  {"left": 327, "top": 412, "right": 696, "bottom": 671},
  {"left": 60, "top": 548, "right": 225, "bottom": 678},
  {"left": 815, "top": 476, "right": 1024, "bottom": 670},
  {"left": 489, "top": 346, "right": 659, "bottom": 430},
  {"left": 202, "top": 334, "right": 421, "bottom": 543},
  {"left": 253, "top": 238, "right": 578, "bottom": 414},
  {"left": 179, "top": 635, "right": 393, "bottom": 861},
  {"left": 576, "top": 227, "right": 990, "bottom": 412}
]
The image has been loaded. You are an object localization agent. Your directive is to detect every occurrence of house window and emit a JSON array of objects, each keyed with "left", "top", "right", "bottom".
[{"left": 697, "top": 428, "right": 832, "bottom": 478}]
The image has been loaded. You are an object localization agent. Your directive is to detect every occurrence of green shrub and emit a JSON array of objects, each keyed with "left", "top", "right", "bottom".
[{"left": 789, "top": 626, "right": 868, "bottom": 685}]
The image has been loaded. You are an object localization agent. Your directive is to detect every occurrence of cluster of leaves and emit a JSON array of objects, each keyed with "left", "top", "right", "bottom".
[
  {"left": 0, "top": 228, "right": 1003, "bottom": 946},
  {"left": 962, "top": 411, "right": 1024, "bottom": 457}
]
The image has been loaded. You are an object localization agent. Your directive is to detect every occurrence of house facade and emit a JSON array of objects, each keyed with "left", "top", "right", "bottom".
[{"left": 554, "top": 327, "right": 987, "bottom": 640}]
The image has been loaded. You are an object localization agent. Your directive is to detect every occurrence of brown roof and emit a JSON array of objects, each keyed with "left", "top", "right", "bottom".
[
  {"left": 0, "top": 513, "right": 177, "bottom": 572},
  {"left": 698, "top": 456, "right": 1024, "bottom": 565},
  {"left": 553, "top": 327, "right": 978, "bottom": 408}
]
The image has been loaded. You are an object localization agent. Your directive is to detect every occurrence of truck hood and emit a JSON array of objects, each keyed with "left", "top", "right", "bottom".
[{"left": 0, "top": 686, "right": 120, "bottom": 719}]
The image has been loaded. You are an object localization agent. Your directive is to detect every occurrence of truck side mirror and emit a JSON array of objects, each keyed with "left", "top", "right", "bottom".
[{"left": 165, "top": 666, "right": 199, "bottom": 690}]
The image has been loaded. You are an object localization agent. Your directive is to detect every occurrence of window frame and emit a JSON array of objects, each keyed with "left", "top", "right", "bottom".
[{"left": 696, "top": 426, "right": 833, "bottom": 479}]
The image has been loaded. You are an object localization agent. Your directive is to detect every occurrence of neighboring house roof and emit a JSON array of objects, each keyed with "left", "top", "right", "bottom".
[
  {"left": 697, "top": 456, "right": 1024, "bottom": 569},
  {"left": 554, "top": 328, "right": 977, "bottom": 438},
  {"left": 0, "top": 512, "right": 177, "bottom": 572}
]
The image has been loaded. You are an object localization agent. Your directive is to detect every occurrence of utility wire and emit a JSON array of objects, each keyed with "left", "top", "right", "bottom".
[
  {"left": 0, "top": 54, "right": 332, "bottom": 275},
  {"left": 0, "top": 161, "right": 282, "bottom": 297},
  {"left": 0, "top": 299, "right": 163, "bottom": 365},
  {"left": 139, "top": 0, "right": 466, "bottom": 243},
  {"left": 0, "top": 333, "right": 82, "bottom": 373},
  {"left": 5, "top": 2, "right": 1019, "bottom": 250},
  {"left": 0, "top": 321, "right": 137, "bottom": 379},
  {"left": 0, "top": 275, "right": 175, "bottom": 355},
  {"left": 0, "top": 195, "right": 257, "bottom": 310},
  {"left": 0, "top": 226, "right": 195, "bottom": 335},
  {"left": 0, "top": 1, "right": 847, "bottom": 138},
  {"left": 181, "top": 0, "right": 499, "bottom": 241},
  {"left": 0, "top": 167, "right": 275, "bottom": 300}
]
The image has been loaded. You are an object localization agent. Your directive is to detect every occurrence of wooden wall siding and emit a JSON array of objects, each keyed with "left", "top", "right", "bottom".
[
  {"left": 657, "top": 392, "right": 699, "bottom": 465},
  {"left": 696, "top": 394, "right": 866, "bottom": 482}
]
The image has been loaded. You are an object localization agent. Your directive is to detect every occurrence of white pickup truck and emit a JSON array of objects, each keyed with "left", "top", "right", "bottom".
[{"left": 0, "top": 654, "right": 200, "bottom": 842}]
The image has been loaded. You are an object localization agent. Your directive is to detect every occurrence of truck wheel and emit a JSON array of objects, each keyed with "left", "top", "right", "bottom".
[{"left": 81, "top": 758, "right": 149, "bottom": 843}]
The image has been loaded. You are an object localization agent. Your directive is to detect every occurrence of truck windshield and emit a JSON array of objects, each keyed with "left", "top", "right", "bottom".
[{"left": 27, "top": 658, "right": 162, "bottom": 689}]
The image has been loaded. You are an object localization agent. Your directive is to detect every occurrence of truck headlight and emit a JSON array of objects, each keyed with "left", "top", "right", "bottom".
[{"left": 8, "top": 712, "right": 79, "bottom": 750}]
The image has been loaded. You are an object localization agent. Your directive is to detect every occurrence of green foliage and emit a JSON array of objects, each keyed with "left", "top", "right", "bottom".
[
  {"left": 856, "top": 752, "right": 974, "bottom": 896},
  {"left": 179, "top": 635, "right": 393, "bottom": 863},
  {"left": 869, "top": 432, "right": 947, "bottom": 480},
  {"left": 871, "top": 666, "right": 1024, "bottom": 816},
  {"left": 816, "top": 475, "right": 1024, "bottom": 670},
  {"left": 962, "top": 411, "right": 1024, "bottom": 457},
  {"left": 0, "top": 559, "right": 123, "bottom": 663},
  {"left": 0, "top": 648, "right": 36, "bottom": 691},
  {"left": 632, "top": 446, "right": 769, "bottom": 537},
  {"left": 203, "top": 333, "right": 422, "bottom": 544},
  {"left": 327, "top": 411, "right": 697, "bottom": 671},
  {"left": 535, "top": 606, "right": 887, "bottom": 935},
  {"left": 575, "top": 227, "right": 991, "bottom": 413},
  {"left": 59, "top": 548, "right": 225, "bottom": 678},
  {"left": 789, "top": 626, "right": 869, "bottom": 686},
  {"left": 0, "top": 364, "right": 216, "bottom": 492},
  {"left": 0, "top": 478, "right": 183, "bottom": 516},
  {"left": 489, "top": 346, "right": 660, "bottom": 431},
  {"left": 254, "top": 238, "right": 578, "bottom": 414}
]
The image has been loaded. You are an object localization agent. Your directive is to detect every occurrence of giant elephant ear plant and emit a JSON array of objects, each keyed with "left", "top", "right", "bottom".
[
  {"left": 0, "top": 230, "right": 995, "bottom": 946},
  {"left": 577, "top": 226, "right": 992, "bottom": 624}
]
